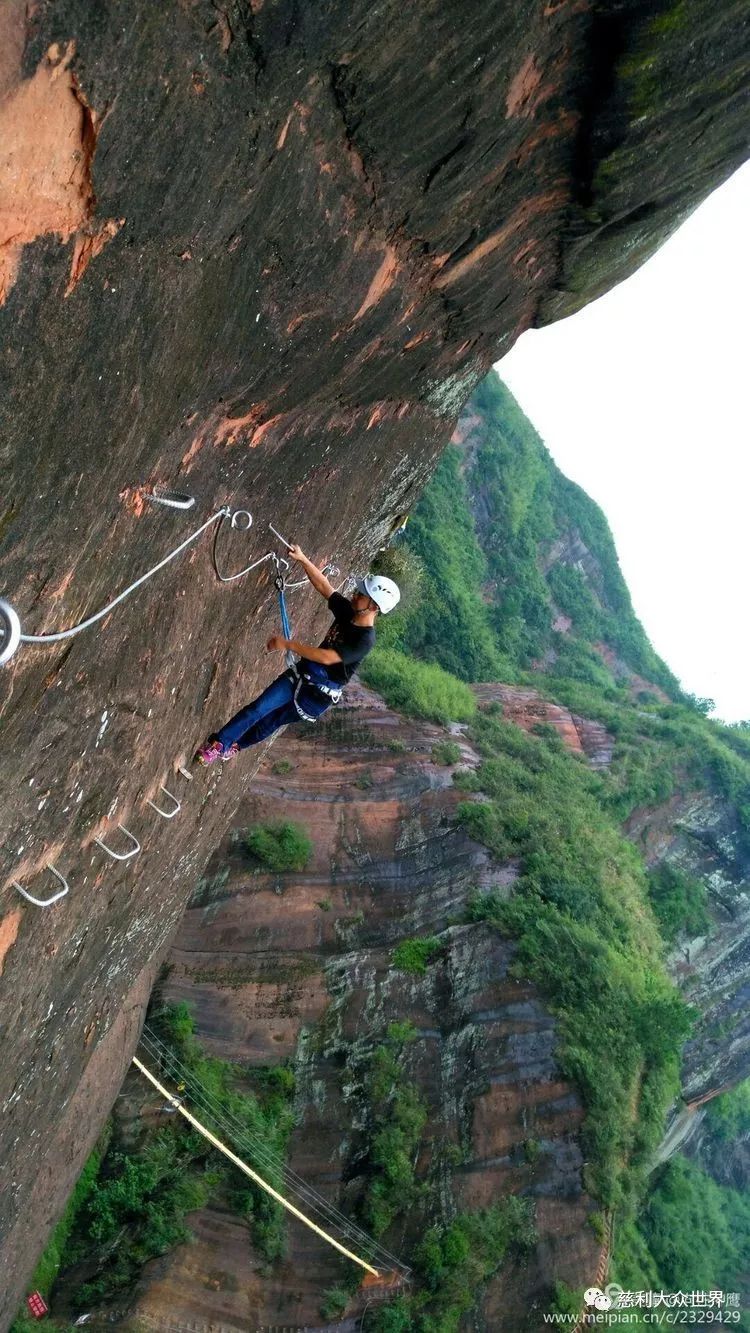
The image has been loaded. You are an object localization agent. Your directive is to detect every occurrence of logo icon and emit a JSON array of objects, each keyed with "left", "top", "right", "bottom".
[{"left": 584, "top": 1286, "right": 612, "bottom": 1311}]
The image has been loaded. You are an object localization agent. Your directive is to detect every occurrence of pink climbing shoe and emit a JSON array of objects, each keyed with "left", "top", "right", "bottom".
[
  {"left": 222, "top": 742, "right": 240, "bottom": 762},
  {"left": 194, "top": 739, "right": 224, "bottom": 766}
]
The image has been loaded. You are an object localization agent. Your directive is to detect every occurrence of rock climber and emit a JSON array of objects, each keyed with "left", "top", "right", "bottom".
[{"left": 194, "top": 545, "right": 400, "bottom": 765}]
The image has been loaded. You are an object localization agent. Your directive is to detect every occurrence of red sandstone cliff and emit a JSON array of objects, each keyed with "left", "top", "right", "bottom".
[
  {"left": 1, "top": 0, "right": 748, "bottom": 1320},
  {"left": 119, "top": 685, "right": 601, "bottom": 1331}
]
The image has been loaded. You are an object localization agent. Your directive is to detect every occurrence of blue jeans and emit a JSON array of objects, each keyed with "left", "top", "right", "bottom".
[{"left": 214, "top": 670, "right": 331, "bottom": 751}]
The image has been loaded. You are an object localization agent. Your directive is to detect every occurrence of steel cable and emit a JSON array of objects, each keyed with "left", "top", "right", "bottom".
[
  {"left": 138, "top": 1031, "right": 401, "bottom": 1271},
  {"left": 139, "top": 1025, "right": 410, "bottom": 1274},
  {"left": 138, "top": 1034, "right": 403, "bottom": 1273}
]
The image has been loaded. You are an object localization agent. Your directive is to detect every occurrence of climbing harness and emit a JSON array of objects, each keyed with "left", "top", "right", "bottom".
[
  {"left": 286, "top": 664, "right": 342, "bottom": 723},
  {"left": 275, "top": 541, "right": 343, "bottom": 722},
  {"left": 290, "top": 670, "right": 320, "bottom": 723},
  {"left": 300, "top": 672, "right": 343, "bottom": 701}
]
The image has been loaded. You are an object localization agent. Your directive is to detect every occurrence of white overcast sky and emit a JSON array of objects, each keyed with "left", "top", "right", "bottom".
[{"left": 498, "top": 161, "right": 750, "bottom": 723}]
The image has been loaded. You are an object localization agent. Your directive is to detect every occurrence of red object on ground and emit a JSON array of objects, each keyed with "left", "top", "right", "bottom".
[{"left": 26, "top": 1293, "right": 48, "bottom": 1318}]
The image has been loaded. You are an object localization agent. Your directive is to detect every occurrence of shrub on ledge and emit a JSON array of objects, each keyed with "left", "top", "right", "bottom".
[
  {"left": 392, "top": 936, "right": 443, "bottom": 975},
  {"left": 243, "top": 820, "right": 312, "bottom": 872},
  {"left": 362, "top": 647, "right": 476, "bottom": 725}
]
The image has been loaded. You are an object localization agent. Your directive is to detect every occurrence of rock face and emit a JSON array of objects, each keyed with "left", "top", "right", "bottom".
[
  {"left": 0, "top": 0, "right": 747, "bottom": 1319},
  {"left": 627, "top": 788, "right": 750, "bottom": 1106},
  {"left": 474, "top": 683, "right": 614, "bottom": 769},
  {"left": 684, "top": 1117, "right": 750, "bottom": 1194},
  {"left": 127, "top": 686, "right": 600, "bottom": 1331}
]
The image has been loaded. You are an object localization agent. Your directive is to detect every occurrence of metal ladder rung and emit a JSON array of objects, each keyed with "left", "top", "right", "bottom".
[
  {"left": 145, "top": 785, "right": 181, "bottom": 819},
  {"left": 94, "top": 824, "right": 141, "bottom": 861},
  {"left": 12, "top": 863, "right": 69, "bottom": 907}
]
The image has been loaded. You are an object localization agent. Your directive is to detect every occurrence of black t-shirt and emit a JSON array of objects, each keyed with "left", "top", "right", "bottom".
[{"left": 300, "top": 592, "right": 375, "bottom": 686}]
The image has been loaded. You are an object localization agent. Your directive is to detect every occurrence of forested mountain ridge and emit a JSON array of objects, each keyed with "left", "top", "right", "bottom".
[
  {"left": 386, "top": 372, "right": 680, "bottom": 696},
  {"left": 375, "top": 371, "right": 750, "bottom": 1109}
]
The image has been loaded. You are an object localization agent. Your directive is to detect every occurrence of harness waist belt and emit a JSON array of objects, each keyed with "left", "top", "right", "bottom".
[
  {"left": 301, "top": 672, "right": 343, "bottom": 701},
  {"left": 287, "top": 666, "right": 342, "bottom": 722}
]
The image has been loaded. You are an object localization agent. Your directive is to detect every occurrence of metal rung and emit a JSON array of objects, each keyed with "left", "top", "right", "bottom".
[
  {"left": 94, "top": 824, "right": 141, "bottom": 861},
  {"left": 269, "top": 521, "right": 292, "bottom": 549},
  {"left": 12, "top": 864, "right": 69, "bottom": 907},
  {"left": 147, "top": 490, "right": 196, "bottom": 510},
  {"left": 145, "top": 786, "right": 181, "bottom": 819}
]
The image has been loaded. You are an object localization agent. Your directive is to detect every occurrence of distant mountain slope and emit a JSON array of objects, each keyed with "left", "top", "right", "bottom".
[
  {"left": 371, "top": 370, "right": 750, "bottom": 1107},
  {"left": 386, "top": 370, "right": 680, "bottom": 697}
]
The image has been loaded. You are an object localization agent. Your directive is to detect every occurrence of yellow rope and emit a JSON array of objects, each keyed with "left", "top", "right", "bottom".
[{"left": 131, "top": 1055, "right": 379, "bottom": 1277}]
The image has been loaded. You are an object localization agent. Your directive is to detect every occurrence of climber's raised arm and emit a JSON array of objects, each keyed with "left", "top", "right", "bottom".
[{"left": 287, "top": 544, "right": 335, "bottom": 599}]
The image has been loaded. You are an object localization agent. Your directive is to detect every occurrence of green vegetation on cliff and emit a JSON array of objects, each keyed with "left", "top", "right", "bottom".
[
  {"left": 10, "top": 1141, "right": 107, "bottom": 1333},
  {"left": 367, "top": 368, "right": 750, "bottom": 1320},
  {"left": 363, "top": 647, "right": 476, "bottom": 724},
  {"left": 378, "top": 372, "right": 679, "bottom": 696},
  {"left": 612, "top": 1082, "right": 750, "bottom": 1332},
  {"left": 39, "top": 1004, "right": 295, "bottom": 1313},
  {"left": 391, "top": 936, "right": 443, "bottom": 975},
  {"left": 646, "top": 863, "right": 711, "bottom": 943},
  {"left": 373, "top": 441, "right": 510, "bottom": 681},
  {"left": 615, "top": 1154, "right": 750, "bottom": 1304},
  {"left": 359, "top": 1026, "right": 429, "bottom": 1239},
  {"left": 243, "top": 819, "right": 313, "bottom": 872},
  {"left": 459, "top": 711, "right": 691, "bottom": 1207},
  {"left": 705, "top": 1078, "right": 750, "bottom": 1142},
  {"left": 365, "top": 1197, "right": 537, "bottom": 1333},
  {"left": 374, "top": 372, "right": 749, "bottom": 836}
]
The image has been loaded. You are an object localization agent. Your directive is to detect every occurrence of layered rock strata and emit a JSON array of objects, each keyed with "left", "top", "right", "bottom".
[{"left": 126, "top": 686, "right": 600, "bottom": 1331}]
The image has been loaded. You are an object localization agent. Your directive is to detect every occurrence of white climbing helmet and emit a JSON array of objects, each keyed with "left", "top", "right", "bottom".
[{"left": 355, "top": 574, "right": 401, "bottom": 614}]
